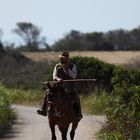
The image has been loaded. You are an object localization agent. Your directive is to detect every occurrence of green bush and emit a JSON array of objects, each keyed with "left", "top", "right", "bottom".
[
  {"left": 112, "top": 66, "right": 140, "bottom": 88},
  {"left": 103, "top": 86, "right": 140, "bottom": 140},
  {"left": 70, "top": 56, "right": 114, "bottom": 93},
  {"left": 101, "top": 66, "right": 140, "bottom": 140},
  {"left": 0, "top": 85, "right": 15, "bottom": 135}
]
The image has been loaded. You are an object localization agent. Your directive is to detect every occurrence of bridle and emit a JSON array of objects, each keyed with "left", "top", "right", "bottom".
[{"left": 47, "top": 87, "right": 72, "bottom": 118}]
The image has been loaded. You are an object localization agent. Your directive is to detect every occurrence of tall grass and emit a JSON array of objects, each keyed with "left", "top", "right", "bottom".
[
  {"left": 7, "top": 88, "right": 43, "bottom": 106},
  {"left": 80, "top": 91, "right": 109, "bottom": 115}
]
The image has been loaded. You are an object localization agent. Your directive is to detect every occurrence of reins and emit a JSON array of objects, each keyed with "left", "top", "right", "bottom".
[{"left": 47, "top": 91, "right": 72, "bottom": 118}]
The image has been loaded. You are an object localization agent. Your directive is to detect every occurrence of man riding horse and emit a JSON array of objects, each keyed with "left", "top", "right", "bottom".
[{"left": 37, "top": 51, "right": 82, "bottom": 121}]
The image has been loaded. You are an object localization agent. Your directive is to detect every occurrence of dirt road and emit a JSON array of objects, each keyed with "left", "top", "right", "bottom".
[{"left": 1, "top": 105, "right": 105, "bottom": 140}]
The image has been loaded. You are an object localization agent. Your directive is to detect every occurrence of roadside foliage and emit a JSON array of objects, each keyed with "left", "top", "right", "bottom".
[
  {"left": 0, "top": 85, "right": 15, "bottom": 136},
  {"left": 99, "top": 67, "right": 140, "bottom": 139}
]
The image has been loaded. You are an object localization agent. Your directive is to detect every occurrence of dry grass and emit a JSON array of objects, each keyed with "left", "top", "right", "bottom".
[{"left": 22, "top": 51, "right": 140, "bottom": 65}]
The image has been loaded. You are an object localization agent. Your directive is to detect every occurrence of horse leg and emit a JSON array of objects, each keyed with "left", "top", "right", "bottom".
[
  {"left": 49, "top": 123, "right": 56, "bottom": 140},
  {"left": 58, "top": 125, "right": 69, "bottom": 140},
  {"left": 70, "top": 122, "right": 78, "bottom": 140}
]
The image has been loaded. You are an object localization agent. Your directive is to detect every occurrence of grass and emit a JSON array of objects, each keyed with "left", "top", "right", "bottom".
[
  {"left": 80, "top": 91, "right": 109, "bottom": 115},
  {"left": 22, "top": 51, "right": 140, "bottom": 65},
  {"left": 7, "top": 88, "right": 43, "bottom": 106}
]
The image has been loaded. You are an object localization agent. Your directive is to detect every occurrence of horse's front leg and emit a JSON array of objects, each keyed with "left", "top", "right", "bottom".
[
  {"left": 58, "top": 125, "right": 69, "bottom": 140},
  {"left": 49, "top": 122, "right": 56, "bottom": 140},
  {"left": 70, "top": 122, "right": 78, "bottom": 140}
]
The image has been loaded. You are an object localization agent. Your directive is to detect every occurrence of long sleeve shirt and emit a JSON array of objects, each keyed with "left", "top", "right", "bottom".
[{"left": 53, "top": 62, "right": 77, "bottom": 80}]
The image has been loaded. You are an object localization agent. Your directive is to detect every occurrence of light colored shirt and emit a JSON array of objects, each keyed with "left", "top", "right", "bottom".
[{"left": 53, "top": 62, "right": 77, "bottom": 80}]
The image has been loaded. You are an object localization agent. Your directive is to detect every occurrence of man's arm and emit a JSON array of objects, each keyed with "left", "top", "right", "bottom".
[
  {"left": 53, "top": 64, "right": 62, "bottom": 81},
  {"left": 68, "top": 64, "right": 77, "bottom": 79}
]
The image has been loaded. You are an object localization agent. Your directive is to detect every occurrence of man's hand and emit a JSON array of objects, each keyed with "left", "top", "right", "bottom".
[
  {"left": 63, "top": 63, "right": 69, "bottom": 71},
  {"left": 55, "top": 77, "right": 63, "bottom": 83},
  {"left": 58, "top": 78, "right": 63, "bottom": 83}
]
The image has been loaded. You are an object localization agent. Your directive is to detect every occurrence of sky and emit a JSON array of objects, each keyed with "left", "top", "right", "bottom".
[{"left": 0, "top": 0, "right": 140, "bottom": 45}]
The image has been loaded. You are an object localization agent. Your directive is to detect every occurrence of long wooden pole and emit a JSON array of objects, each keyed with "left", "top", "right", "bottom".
[{"left": 42, "top": 79, "right": 96, "bottom": 84}]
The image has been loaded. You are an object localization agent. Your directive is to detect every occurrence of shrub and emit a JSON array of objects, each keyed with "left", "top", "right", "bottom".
[
  {"left": 112, "top": 66, "right": 140, "bottom": 88},
  {"left": 70, "top": 56, "right": 114, "bottom": 93},
  {"left": 101, "top": 66, "right": 140, "bottom": 140},
  {"left": 103, "top": 86, "right": 140, "bottom": 140},
  {"left": 0, "top": 85, "right": 15, "bottom": 135}
]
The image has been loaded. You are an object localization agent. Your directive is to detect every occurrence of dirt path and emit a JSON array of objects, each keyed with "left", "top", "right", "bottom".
[{"left": 1, "top": 105, "right": 105, "bottom": 140}]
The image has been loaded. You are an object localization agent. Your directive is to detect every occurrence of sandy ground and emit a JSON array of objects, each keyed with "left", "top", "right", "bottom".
[{"left": 1, "top": 105, "right": 105, "bottom": 140}]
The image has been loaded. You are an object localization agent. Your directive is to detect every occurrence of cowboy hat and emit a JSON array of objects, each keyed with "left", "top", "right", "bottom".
[{"left": 59, "top": 51, "right": 69, "bottom": 58}]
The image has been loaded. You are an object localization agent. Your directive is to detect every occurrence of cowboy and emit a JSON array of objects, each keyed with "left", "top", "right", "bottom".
[{"left": 37, "top": 51, "right": 82, "bottom": 120}]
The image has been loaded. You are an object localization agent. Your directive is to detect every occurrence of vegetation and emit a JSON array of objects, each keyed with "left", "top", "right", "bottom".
[
  {"left": 0, "top": 85, "right": 15, "bottom": 136},
  {"left": 99, "top": 67, "right": 140, "bottom": 140},
  {"left": 51, "top": 28, "right": 140, "bottom": 51},
  {"left": 7, "top": 88, "right": 42, "bottom": 106},
  {"left": 70, "top": 56, "right": 114, "bottom": 92},
  {"left": 0, "top": 49, "right": 49, "bottom": 89},
  {"left": 80, "top": 91, "right": 109, "bottom": 115}
]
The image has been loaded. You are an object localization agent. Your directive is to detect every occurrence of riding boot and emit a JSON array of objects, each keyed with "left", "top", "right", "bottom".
[{"left": 37, "top": 90, "right": 48, "bottom": 116}]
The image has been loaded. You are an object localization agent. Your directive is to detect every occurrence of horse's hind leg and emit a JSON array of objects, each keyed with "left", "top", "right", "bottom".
[{"left": 70, "top": 122, "right": 78, "bottom": 140}]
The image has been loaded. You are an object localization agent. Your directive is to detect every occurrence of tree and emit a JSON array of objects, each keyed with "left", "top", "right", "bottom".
[
  {"left": 85, "top": 32, "right": 104, "bottom": 50},
  {"left": 129, "top": 26, "right": 140, "bottom": 50},
  {"left": 52, "top": 30, "right": 85, "bottom": 51},
  {"left": 13, "top": 22, "right": 44, "bottom": 51},
  {"left": 105, "top": 29, "right": 130, "bottom": 50}
]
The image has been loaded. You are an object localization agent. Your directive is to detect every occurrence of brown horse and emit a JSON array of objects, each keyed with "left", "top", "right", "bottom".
[{"left": 46, "top": 83, "right": 80, "bottom": 140}]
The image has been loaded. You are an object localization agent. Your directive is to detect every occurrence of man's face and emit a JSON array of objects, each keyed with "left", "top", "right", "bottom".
[{"left": 59, "top": 57, "right": 69, "bottom": 64}]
